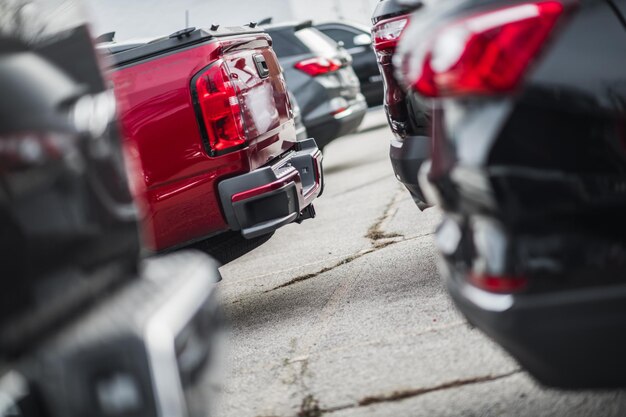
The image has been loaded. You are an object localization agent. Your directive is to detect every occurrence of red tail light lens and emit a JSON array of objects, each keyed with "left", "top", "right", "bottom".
[
  {"left": 294, "top": 57, "right": 342, "bottom": 76},
  {"left": 193, "top": 61, "right": 246, "bottom": 155},
  {"left": 404, "top": 1, "right": 565, "bottom": 97},
  {"left": 469, "top": 273, "right": 528, "bottom": 293},
  {"left": 372, "top": 15, "right": 410, "bottom": 52}
]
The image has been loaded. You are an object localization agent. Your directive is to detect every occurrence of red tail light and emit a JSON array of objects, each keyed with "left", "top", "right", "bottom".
[
  {"left": 294, "top": 57, "right": 342, "bottom": 76},
  {"left": 193, "top": 60, "right": 246, "bottom": 155},
  {"left": 372, "top": 15, "right": 410, "bottom": 52},
  {"left": 403, "top": 1, "right": 566, "bottom": 97},
  {"left": 469, "top": 273, "right": 528, "bottom": 294}
]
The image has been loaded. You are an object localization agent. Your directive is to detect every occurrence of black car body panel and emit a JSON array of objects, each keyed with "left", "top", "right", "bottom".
[
  {"left": 1, "top": 2, "right": 223, "bottom": 416},
  {"left": 398, "top": 0, "right": 626, "bottom": 387},
  {"left": 315, "top": 21, "right": 384, "bottom": 107},
  {"left": 390, "top": 134, "right": 430, "bottom": 207},
  {"left": 0, "top": 4, "right": 139, "bottom": 354},
  {"left": 264, "top": 22, "right": 367, "bottom": 149},
  {"left": 371, "top": 0, "right": 430, "bottom": 208},
  {"left": 372, "top": 0, "right": 422, "bottom": 23},
  {"left": 289, "top": 90, "right": 308, "bottom": 140}
]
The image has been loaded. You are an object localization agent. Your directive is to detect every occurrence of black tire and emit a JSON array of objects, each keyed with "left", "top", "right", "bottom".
[{"left": 188, "top": 231, "right": 274, "bottom": 265}]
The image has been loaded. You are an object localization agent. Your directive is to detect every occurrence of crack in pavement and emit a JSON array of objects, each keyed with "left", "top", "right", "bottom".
[
  {"left": 263, "top": 250, "right": 373, "bottom": 293},
  {"left": 257, "top": 188, "right": 436, "bottom": 416},
  {"left": 259, "top": 231, "right": 434, "bottom": 296},
  {"left": 224, "top": 187, "right": 407, "bottom": 298},
  {"left": 256, "top": 247, "right": 371, "bottom": 414},
  {"left": 254, "top": 188, "right": 407, "bottom": 414},
  {"left": 365, "top": 188, "right": 405, "bottom": 242},
  {"left": 260, "top": 188, "right": 414, "bottom": 295},
  {"left": 321, "top": 370, "right": 523, "bottom": 414},
  {"left": 236, "top": 188, "right": 441, "bottom": 417},
  {"left": 220, "top": 251, "right": 369, "bottom": 288},
  {"left": 297, "top": 394, "right": 323, "bottom": 417}
]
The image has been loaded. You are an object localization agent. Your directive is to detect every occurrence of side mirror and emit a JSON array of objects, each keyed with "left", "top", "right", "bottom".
[{"left": 353, "top": 33, "right": 372, "bottom": 47}]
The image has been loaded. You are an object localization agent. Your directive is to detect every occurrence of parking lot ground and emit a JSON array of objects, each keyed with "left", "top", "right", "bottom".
[{"left": 214, "top": 110, "right": 626, "bottom": 417}]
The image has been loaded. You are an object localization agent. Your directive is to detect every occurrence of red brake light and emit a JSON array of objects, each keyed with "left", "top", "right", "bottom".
[
  {"left": 469, "top": 273, "right": 528, "bottom": 294},
  {"left": 404, "top": 1, "right": 566, "bottom": 97},
  {"left": 294, "top": 57, "right": 342, "bottom": 76},
  {"left": 193, "top": 60, "right": 246, "bottom": 154},
  {"left": 372, "top": 15, "right": 410, "bottom": 52}
]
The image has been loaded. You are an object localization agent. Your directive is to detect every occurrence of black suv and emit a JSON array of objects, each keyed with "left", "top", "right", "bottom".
[
  {"left": 263, "top": 21, "right": 367, "bottom": 149},
  {"left": 315, "top": 21, "right": 384, "bottom": 108},
  {"left": 396, "top": 0, "right": 626, "bottom": 388}
]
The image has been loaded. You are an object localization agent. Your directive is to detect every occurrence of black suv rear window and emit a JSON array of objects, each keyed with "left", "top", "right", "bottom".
[
  {"left": 268, "top": 30, "right": 308, "bottom": 57},
  {"left": 268, "top": 27, "right": 337, "bottom": 58}
]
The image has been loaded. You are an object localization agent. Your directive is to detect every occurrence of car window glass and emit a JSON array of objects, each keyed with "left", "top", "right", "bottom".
[
  {"left": 318, "top": 28, "right": 358, "bottom": 49},
  {"left": 267, "top": 30, "right": 308, "bottom": 57},
  {"left": 294, "top": 28, "right": 337, "bottom": 57}
]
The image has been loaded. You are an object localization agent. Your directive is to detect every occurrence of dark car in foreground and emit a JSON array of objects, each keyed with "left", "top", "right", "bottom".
[
  {"left": 315, "top": 21, "right": 384, "bottom": 107},
  {"left": 263, "top": 21, "right": 367, "bottom": 149},
  {"left": 397, "top": 0, "right": 626, "bottom": 388},
  {"left": 371, "top": 0, "right": 429, "bottom": 209},
  {"left": 0, "top": 1, "right": 222, "bottom": 415}
]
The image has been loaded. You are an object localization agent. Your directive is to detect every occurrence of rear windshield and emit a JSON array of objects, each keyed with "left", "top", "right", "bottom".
[{"left": 269, "top": 27, "right": 337, "bottom": 58}]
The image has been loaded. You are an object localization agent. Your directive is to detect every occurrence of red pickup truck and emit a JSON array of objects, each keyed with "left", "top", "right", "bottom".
[{"left": 99, "top": 26, "right": 323, "bottom": 256}]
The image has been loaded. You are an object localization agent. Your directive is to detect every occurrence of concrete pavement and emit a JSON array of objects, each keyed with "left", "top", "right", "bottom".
[{"left": 213, "top": 110, "right": 626, "bottom": 417}]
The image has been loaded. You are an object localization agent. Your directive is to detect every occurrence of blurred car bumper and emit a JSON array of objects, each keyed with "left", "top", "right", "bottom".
[
  {"left": 305, "top": 96, "right": 367, "bottom": 149},
  {"left": 447, "top": 262, "right": 626, "bottom": 389},
  {"left": 8, "top": 251, "right": 223, "bottom": 417},
  {"left": 431, "top": 198, "right": 626, "bottom": 389},
  {"left": 422, "top": 141, "right": 626, "bottom": 387},
  {"left": 390, "top": 135, "right": 430, "bottom": 209}
]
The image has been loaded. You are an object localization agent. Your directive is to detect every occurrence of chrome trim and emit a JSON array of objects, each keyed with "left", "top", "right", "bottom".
[
  {"left": 460, "top": 283, "right": 514, "bottom": 312},
  {"left": 143, "top": 254, "right": 220, "bottom": 417},
  {"left": 418, "top": 160, "right": 442, "bottom": 207}
]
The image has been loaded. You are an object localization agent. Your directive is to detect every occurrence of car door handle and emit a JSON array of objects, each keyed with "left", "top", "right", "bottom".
[{"left": 253, "top": 54, "right": 270, "bottom": 78}]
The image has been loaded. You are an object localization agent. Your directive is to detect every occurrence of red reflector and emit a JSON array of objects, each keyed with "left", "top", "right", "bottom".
[
  {"left": 404, "top": 1, "right": 566, "bottom": 97},
  {"left": 469, "top": 273, "right": 528, "bottom": 293},
  {"left": 372, "top": 15, "right": 410, "bottom": 52},
  {"left": 231, "top": 169, "right": 300, "bottom": 203},
  {"left": 194, "top": 61, "right": 246, "bottom": 154},
  {"left": 295, "top": 57, "right": 342, "bottom": 76}
]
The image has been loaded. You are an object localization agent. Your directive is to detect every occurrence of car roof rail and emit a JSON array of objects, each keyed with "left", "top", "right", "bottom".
[
  {"left": 169, "top": 27, "right": 196, "bottom": 39},
  {"left": 95, "top": 31, "right": 115, "bottom": 43},
  {"left": 294, "top": 20, "right": 313, "bottom": 31}
]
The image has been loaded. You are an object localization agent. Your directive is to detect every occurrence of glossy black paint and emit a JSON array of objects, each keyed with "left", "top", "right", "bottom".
[
  {"left": 1, "top": 3, "right": 222, "bottom": 417},
  {"left": 315, "top": 22, "right": 384, "bottom": 107},
  {"left": 372, "top": 0, "right": 422, "bottom": 24},
  {"left": 399, "top": 0, "right": 626, "bottom": 387},
  {"left": 371, "top": 0, "right": 429, "bottom": 208},
  {"left": 0, "top": 22, "right": 140, "bottom": 354}
]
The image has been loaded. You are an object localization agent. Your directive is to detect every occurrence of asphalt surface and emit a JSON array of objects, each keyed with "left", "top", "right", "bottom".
[{"left": 213, "top": 110, "right": 626, "bottom": 417}]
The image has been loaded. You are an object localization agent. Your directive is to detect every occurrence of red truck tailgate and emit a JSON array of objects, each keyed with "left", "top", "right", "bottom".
[
  {"left": 221, "top": 36, "right": 296, "bottom": 168},
  {"left": 106, "top": 28, "right": 298, "bottom": 250}
]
